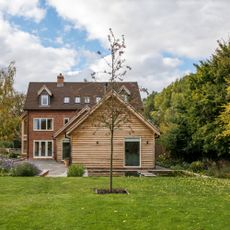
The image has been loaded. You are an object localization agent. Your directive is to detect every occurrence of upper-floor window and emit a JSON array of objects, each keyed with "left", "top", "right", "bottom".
[
  {"left": 84, "top": 97, "right": 90, "bottom": 103},
  {"left": 23, "top": 118, "right": 28, "bottom": 135},
  {"left": 64, "top": 118, "right": 69, "bottom": 125},
  {"left": 64, "top": 97, "right": 70, "bottom": 104},
  {"left": 75, "top": 96, "right": 81, "bottom": 103},
  {"left": 41, "top": 95, "right": 49, "bottom": 106},
  {"left": 33, "top": 118, "right": 53, "bottom": 131},
  {"left": 96, "top": 96, "right": 101, "bottom": 103}
]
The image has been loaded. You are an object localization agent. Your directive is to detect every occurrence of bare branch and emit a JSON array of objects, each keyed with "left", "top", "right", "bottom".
[{"left": 89, "top": 28, "right": 133, "bottom": 192}]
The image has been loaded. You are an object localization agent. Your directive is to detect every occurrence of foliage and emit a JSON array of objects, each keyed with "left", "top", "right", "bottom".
[
  {"left": 157, "top": 154, "right": 190, "bottom": 170},
  {"left": 206, "top": 160, "right": 230, "bottom": 178},
  {"left": 0, "top": 177, "right": 229, "bottom": 229},
  {"left": 219, "top": 81, "right": 230, "bottom": 137},
  {"left": 0, "top": 155, "right": 14, "bottom": 174},
  {"left": 189, "top": 161, "right": 206, "bottom": 173},
  {"left": 67, "top": 164, "right": 85, "bottom": 177},
  {"left": 157, "top": 153, "right": 176, "bottom": 168},
  {"left": 91, "top": 29, "right": 131, "bottom": 192},
  {"left": 143, "top": 91, "right": 158, "bottom": 120},
  {"left": 0, "top": 62, "right": 25, "bottom": 142},
  {"left": 0, "top": 141, "right": 14, "bottom": 148},
  {"left": 149, "top": 40, "right": 230, "bottom": 161},
  {"left": 8, "top": 152, "right": 19, "bottom": 159},
  {"left": 11, "top": 162, "right": 40, "bottom": 176},
  {"left": 0, "top": 149, "right": 20, "bottom": 159}
]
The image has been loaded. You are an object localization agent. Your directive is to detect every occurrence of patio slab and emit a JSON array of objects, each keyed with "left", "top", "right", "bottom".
[{"left": 28, "top": 160, "right": 67, "bottom": 177}]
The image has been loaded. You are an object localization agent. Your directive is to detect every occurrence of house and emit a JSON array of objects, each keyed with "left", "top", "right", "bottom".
[{"left": 21, "top": 74, "right": 160, "bottom": 171}]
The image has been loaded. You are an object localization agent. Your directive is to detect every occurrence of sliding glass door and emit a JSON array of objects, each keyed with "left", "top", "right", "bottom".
[{"left": 125, "top": 138, "right": 140, "bottom": 166}]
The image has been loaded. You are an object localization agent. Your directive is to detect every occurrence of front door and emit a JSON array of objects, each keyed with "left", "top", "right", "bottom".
[
  {"left": 125, "top": 138, "right": 140, "bottom": 166},
  {"left": 62, "top": 140, "right": 71, "bottom": 160}
]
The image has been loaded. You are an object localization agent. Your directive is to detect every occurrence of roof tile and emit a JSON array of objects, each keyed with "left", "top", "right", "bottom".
[{"left": 24, "top": 82, "right": 143, "bottom": 111}]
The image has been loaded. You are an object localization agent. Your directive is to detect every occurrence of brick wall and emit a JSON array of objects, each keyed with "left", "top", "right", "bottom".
[{"left": 27, "top": 110, "right": 76, "bottom": 159}]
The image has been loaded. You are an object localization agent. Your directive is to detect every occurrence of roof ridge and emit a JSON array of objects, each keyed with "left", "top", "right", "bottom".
[
  {"left": 24, "top": 81, "right": 143, "bottom": 111},
  {"left": 29, "top": 81, "right": 138, "bottom": 84}
]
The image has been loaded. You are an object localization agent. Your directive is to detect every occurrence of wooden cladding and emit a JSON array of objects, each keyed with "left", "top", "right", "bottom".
[{"left": 67, "top": 109, "right": 155, "bottom": 169}]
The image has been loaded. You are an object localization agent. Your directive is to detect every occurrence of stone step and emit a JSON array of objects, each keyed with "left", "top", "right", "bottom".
[
  {"left": 38, "top": 169, "right": 49, "bottom": 177},
  {"left": 138, "top": 171, "right": 157, "bottom": 177}
]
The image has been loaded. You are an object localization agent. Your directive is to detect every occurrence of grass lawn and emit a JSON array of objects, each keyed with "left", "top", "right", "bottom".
[{"left": 0, "top": 177, "right": 229, "bottom": 230}]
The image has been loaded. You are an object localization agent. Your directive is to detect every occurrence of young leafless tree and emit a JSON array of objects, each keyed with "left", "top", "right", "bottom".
[{"left": 91, "top": 28, "right": 132, "bottom": 192}]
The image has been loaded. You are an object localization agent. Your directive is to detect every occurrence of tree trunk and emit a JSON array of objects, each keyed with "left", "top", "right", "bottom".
[{"left": 110, "top": 129, "right": 114, "bottom": 192}]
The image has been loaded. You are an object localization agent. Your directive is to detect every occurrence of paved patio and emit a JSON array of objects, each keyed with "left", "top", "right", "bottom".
[
  {"left": 28, "top": 160, "right": 67, "bottom": 177},
  {"left": 26, "top": 160, "right": 171, "bottom": 177}
]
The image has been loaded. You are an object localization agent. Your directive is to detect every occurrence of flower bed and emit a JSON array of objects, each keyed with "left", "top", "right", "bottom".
[
  {"left": 0, "top": 155, "right": 40, "bottom": 176},
  {"left": 95, "top": 188, "right": 128, "bottom": 194}
]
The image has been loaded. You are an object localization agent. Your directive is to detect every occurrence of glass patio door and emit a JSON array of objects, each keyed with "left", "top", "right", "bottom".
[
  {"left": 125, "top": 138, "right": 140, "bottom": 166},
  {"left": 62, "top": 140, "right": 71, "bottom": 160},
  {"left": 34, "top": 141, "right": 53, "bottom": 158}
]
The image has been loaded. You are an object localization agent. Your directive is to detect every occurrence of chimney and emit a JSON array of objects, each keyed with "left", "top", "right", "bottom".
[{"left": 57, "top": 73, "right": 64, "bottom": 87}]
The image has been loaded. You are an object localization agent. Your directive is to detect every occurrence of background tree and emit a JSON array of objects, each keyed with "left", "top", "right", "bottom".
[
  {"left": 143, "top": 91, "right": 158, "bottom": 121},
  {"left": 0, "top": 62, "right": 25, "bottom": 145},
  {"left": 148, "top": 40, "right": 230, "bottom": 161},
  {"left": 219, "top": 81, "right": 230, "bottom": 137},
  {"left": 91, "top": 29, "right": 131, "bottom": 192}
]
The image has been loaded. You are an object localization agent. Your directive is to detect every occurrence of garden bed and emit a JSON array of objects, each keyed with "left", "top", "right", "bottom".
[
  {"left": 95, "top": 188, "right": 128, "bottom": 194},
  {"left": 0, "top": 155, "right": 41, "bottom": 176}
]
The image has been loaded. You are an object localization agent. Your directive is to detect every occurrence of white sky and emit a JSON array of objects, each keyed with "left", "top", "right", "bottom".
[{"left": 0, "top": 0, "right": 230, "bottom": 94}]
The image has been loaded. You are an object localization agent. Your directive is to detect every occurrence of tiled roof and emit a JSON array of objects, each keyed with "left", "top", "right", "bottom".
[{"left": 23, "top": 82, "right": 143, "bottom": 111}]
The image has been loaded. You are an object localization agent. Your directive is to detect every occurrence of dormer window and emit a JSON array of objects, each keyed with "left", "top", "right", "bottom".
[
  {"left": 37, "top": 85, "right": 52, "bottom": 106},
  {"left": 96, "top": 96, "right": 101, "bottom": 103},
  {"left": 119, "top": 85, "right": 130, "bottom": 103},
  {"left": 41, "top": 95, "right": 49, "bottom": 106},
  {"left": 123, "top": 94, "right": 128, "bottom": 102},
  {"left": 75, "top": 96, "right": 81, "bottom": 103},
  {"left": 64, "top": 97, "right": 70, "bottom": 104},
  {"left": 84, "top": 97, "right": 90, "bottom": 103}
]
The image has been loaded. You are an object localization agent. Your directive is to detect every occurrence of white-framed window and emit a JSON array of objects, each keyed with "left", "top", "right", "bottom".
[
  {"left": 23, "top": 140, "right": 27, "bottom": 154},
  {"left": 33, "top": 140, "right": 53, "bottom": 158},
  {"left": 84, "top": 97, "right": 90, "bottom": 103},
  {"left": 75, "top": 96, "right": 81, "bottom": 103},
  {"left": 41, "top": 95, "right": 49, "bottom": 106},
  {"left": 96, "top": 96, "right": 101, "bottom": 103},
  {"left": 64, "top": 97, "right": 70, "bottom": 103},
  {"left": 64, "top": 118, "right": 69, "bottom": 125},
  {"left": 33, "top": 118, "right": 53, "bottom": 131},
  {"left": 123, "top": 94, "right": 128, "bottom": 102}
]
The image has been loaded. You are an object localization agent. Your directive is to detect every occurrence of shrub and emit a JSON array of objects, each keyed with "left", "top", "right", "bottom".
[
  {"left": 189, "top": 161, "right": 205, "bottom": 173},
  {"left": 8, "top": 152, "right": 19, "bottom": 159},
  {"left": 170, "top": 162, "right": 190, "bottom": 170},
  {"left": 0, "top": 141, "right": 13, "bottom": 148},
  {"left": 157, "top": 153, "right": 191, "bottom": 170},
  {"left": 157, "top": 154, "right": 175, "bottom": 168},
  {"left": 170, "top": 164, "right": 184, "bottom": 170},
  {"left": 67, "top": 164, "right": 84, "bottom": 177},
  {"left": 206, "top": 161, "right": 230, "bottom": 178},
  {"left": 0, "top": 149, "right": 9, "bottom": 156},
  {"left": 11, "top": 162, "right": 40, "bottom": 176},
  {"left": 0, "top": 156, "right": 14, "bottom": 173}
]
